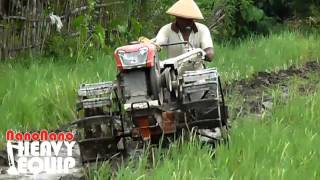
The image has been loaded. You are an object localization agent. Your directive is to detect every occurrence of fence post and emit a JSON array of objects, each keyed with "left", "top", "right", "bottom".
[
  {"left": 32, "top": 0, "right": 36, "bottom": 47},
  {"left": 0, "top": 25, "right": 3, "bottom": 60},
  {"left": 1, "top": 41, "right": 7, "bottom": 60},
  {"left": 0, "top": 24, "right": 7, "bottom": 60}
]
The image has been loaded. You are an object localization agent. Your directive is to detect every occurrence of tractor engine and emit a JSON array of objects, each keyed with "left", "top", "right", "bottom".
[{"left": 114, "top": 43, "right": 163, "bottom": 141}]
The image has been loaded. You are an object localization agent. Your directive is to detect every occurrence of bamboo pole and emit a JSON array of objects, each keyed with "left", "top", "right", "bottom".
[
  {"left": 66, "top": 1, "right": 71, "bottom": 33},
  {"left": 8, "top": 0, "right": 15, "bottom": 58},
  {"left": 4, "top": 23, "right": 8, "bottom": 59},
  {"left": 32, "top": 0, "right": 36, "bottom": 47},
  {"left": 37, "top": 0, "right": 43, "bottom": 52},
  {"left": 0, "top": 25, "right": 3, "bottom": 60},
  {"left": 25, "top": 0, "right": 30, "bottom": 55},
  {"left": 22, "top": 0, "right": 27, "bottom": 53},
  {"left": 41, "top": 1, "right": 51, "bottom": 53},
  {"left": 40, "top": 0, "right": 48, "bottom": 53}
]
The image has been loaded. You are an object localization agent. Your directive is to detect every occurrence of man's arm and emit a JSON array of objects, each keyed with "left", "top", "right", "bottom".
[
  {"left": 200, "top": 25, "right": 214, "bottom": 62},
  {"left": 155, "top": 25, "right": 169, "bottom": 46}
]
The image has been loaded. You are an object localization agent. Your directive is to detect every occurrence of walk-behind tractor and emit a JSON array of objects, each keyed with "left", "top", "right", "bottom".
[{"left": 72, "top": 41, "right": 229, "bottom": 163}]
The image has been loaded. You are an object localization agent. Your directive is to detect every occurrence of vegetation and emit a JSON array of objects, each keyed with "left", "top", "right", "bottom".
[
  {"left": 89, "top": 76, "right": 320, "bottom": 179},
  {"left": 1, "top": 0, "right": 320, "bottom": 179},
  {"left": 0, "top": 53, "right": 115, "bottom": 134},
  {"left": 207, "top": 0, "right": 320, "bottom": 40},
  {"left": 214, "top": 31, "right": 320, "bottom": 80},
  {"left": 1, "top": 30, "right": 320, "bottom": 141},
  {"left": 41, "top": 0, "right": 320, "bottom": 59}
]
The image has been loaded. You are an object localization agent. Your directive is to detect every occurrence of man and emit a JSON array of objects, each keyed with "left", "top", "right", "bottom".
[
  {"left": 155, "top": 0, "right": 221, "bottom": 143},
  {"left": 156, "top": 0, "right": 214, "bottom": 61}
]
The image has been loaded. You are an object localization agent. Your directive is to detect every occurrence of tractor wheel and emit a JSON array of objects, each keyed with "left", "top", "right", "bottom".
[{"left": 150, "top": 59, "right": 163, "bottom": 104}]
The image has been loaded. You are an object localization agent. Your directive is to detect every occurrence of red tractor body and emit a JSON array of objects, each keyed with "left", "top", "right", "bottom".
[{"left": 114, "top": 43, "right": 156, "bottom": 71}]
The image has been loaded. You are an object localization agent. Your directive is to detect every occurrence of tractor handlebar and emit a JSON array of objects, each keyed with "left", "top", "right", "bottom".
[{"left": 160, "top": 41, "right": 188, "bottom": 47}]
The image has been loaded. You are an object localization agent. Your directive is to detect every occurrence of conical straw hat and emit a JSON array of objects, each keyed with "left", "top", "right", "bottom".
[{"left": 166, "top": 0, "right": 204, "bottom": 20}]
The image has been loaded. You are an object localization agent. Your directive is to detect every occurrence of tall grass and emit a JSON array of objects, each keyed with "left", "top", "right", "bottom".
[
  {"left": 214, "top": 31, "right": 320, "bottom": 80},
  {"left": 211, "top": 83, "right": 320, "bottom": 179},
  {"left": 0, "top": 53, "right": 116, "bottom": 135},
  {"left": 0, "top": 30, "right": 319, "bottom": 142},
  {"left": 90, "top": 79, "right": 320, "bottom": 179}
]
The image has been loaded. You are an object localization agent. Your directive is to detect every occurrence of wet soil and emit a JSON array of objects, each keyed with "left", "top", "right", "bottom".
[
  {"left": 226, "top": 61, "right": 320, "bottom": 93},
  {"left": 225, "top": 60, "right": 320, "bottom": 118}
]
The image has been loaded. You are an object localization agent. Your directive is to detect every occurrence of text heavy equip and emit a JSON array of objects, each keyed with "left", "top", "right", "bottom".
[{"left": 72, "top": 41, "right": 229, "bottom": 163}]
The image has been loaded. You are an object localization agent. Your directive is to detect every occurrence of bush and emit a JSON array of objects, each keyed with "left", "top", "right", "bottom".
[
  {"left": 208, "top": 0, "right": 274, "bottom": 40},
  {"left": 208, "top": 0, "right": 320, "bottom": 40},
  {"left": 42, "top": 0, "right": 320, "bottom": 57}
]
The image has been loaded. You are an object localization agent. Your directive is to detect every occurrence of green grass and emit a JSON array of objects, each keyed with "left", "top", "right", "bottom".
[
  {"left": 89, "top": 77, "right": 320, "bottom": 179},
  {"left": 0, "top": 30, "right": 320, "bottom": 150},
  {"left": 214, "top": 31, "right": 320, "bottom": 80},
  {"left": 0, "top": 53, "right": 116, "bottom": 135},
  {"left": 211, "top": 91, "right": 320, "bottom": 179}
]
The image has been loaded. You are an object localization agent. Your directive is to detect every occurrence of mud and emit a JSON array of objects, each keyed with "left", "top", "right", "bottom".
[
  {"left": 226, "top": 61, "right": 320, "bottom": 93},
  {"left": 0, "top": 151, "right": 7, "bottom": 167},
  {"left": 225, "top": 60, "right": 320, "bottom": 118}
]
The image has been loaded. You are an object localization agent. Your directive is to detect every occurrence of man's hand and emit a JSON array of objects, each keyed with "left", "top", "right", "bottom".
[
  {"left": 138, "top": 36, "right": 161, "bottom": 51},
  {"left": 204, "top": 48, "right": 214, "bottom": 62}
]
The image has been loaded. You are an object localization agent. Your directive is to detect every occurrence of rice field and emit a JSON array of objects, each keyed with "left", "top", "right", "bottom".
[
  {"left": 1, "top": 31, "right": 319, "bottom": 135},
  {"left": 89, "top": 74, "right": 320, "bottom": 179},
  {"left": 1, "top": 30, "right": 320, "bottom": 179}
]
